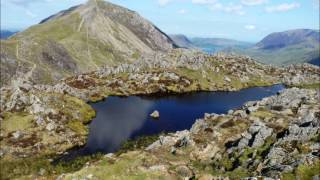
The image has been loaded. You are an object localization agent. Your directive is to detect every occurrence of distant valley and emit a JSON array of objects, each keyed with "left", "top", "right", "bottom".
[
  {"left": 0, "top": 30, "right": 17, "bottom": 39},
  {"left": 190, "top": 37, "right": 253, "bottom": 53},
  {"left": 169, "top": 34, "right": 253, "bottom": 53},
  {"left": 170, "top": 29, "right": 320, "bottom": 66},
  {"left": 227, "top": 29, "right": 320, "bottom": 66}
]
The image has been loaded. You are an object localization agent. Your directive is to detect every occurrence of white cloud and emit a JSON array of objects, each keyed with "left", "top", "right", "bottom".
[
  {"left": 178, "top": 9, "right": 187, "bottom": 14},
  {"left": 210, "top": 3, "right": 245, "bottom": 15},
  {"left": 158, "top": 0, "right": 172, "bottom": 6},
  {"left": 244, "top": 24, "right": 256, "bottom": 30},
  {"left": 191, "top": 0, "right": 217, "bottom": 5},
  {"left": 241, "top": 0, "right": 268, "bottom": 6},
  {"left": 265, "top": 3, "right": 300, "bottom": 13}
]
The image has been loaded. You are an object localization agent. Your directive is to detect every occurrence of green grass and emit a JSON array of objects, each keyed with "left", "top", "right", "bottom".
[
  {"left": 289, "top": 83, "right": 320, "bottom": 89},
  {"left": 67, "top": 120, "right": 89, "bottom": 135},
  {"left": 63, "top": 151, "right": 169, "bottom": 180},
  {"left": 1, "top": 112, "right": 34, "bottom": 135},
  {"left": 282, "top": 160, "right": 320, "bottom": 180},
  {"left": 117, "top": 134, "right": 162, "bottom": 155},
  {"left": 0, "top": 153, "right": 104, "bottom": 180},
  {"left": 231, "top": 42, "right": 320, "bottom": 66}
]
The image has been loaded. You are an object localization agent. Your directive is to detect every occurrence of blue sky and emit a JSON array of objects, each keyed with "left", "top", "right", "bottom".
[{"left": 1, "top": 0, "right": 319, "bottom": 42}]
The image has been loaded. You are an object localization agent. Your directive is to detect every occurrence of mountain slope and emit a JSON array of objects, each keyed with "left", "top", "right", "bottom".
[
  {"left": 169, "top": 34, "right": 197, "bottom": 49},
  {"left": 227, "top": 29, "right": 320, "bottom": 66},
  {"left": 255, "top": 29, "right": 319, "bottom": 49},
  {"left": 191, "top": 37, "right": 253, "bottom": 53},
  {"left": 0, "top": 0, "right": 176, "bottom": 86}
]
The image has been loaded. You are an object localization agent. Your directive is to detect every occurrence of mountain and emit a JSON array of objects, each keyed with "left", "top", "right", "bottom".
[
  {"left": 0, "top": 30, "right": 17, "bottom": 39},
  {"left": 0, "top": 0, "right": 176, "bottom": 86},
  {"left": 190, "top": 37, "right": 253, "bottom": 53},
  {"left": 227, "top": 29, "right": 320, "bottom": 66},
  {"left": 169, "top": 34, "right": 197, "bottom": 49},
  {"left": 255, "top": 29, "right": 319, "bottom": 50}
]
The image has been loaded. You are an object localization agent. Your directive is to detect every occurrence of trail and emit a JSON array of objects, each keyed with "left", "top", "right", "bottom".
[
  {"left": 78, "top": 18, "right": 85, "bottom": 32},
  {"left": 86, "top": 26, "right": 98, "bottom": 69},
  {"left": 15, "top": 40, "right": 37, "bottom": 81}
]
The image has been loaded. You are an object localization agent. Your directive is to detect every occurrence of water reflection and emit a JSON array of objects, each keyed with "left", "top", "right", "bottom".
[
  {"left": 87, "top": 97, "right": 154, "bottom": 153},
  {"left": 64, "top": 84, "right": 284, "bottom": 158}
]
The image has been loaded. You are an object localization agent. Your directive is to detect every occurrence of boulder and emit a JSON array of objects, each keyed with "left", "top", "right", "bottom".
[
  {"left": 150, "top": 110, "right": 160, "bottom": 118},
  {"left": 12, "top": 131, "right": 23, "bottom": 139},
  {"left": 46, "top": 122, "right": 56, "bottom": 131},
  {"left": 175, "top": 165, "right": 193, "bottom": 178},
  {"left": 224, "top": 77, "right": 231, "bottom": 83}
]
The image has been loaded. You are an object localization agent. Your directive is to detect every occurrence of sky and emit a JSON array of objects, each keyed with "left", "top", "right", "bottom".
[{"left": 1, "top": 0, "right": 319, "bottom": 42}]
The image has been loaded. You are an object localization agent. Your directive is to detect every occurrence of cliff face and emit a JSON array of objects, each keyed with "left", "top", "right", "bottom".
[{"left": 0, "top": 0, "right": 176, "bottom": 86}]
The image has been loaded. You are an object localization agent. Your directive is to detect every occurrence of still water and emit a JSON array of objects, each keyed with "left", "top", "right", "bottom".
[{"left": 65, "top": 84, "right": 284, "bottom": 158}]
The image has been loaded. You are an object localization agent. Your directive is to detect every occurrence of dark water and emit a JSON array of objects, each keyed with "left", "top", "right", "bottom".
[
  {"left": 62, "top": 84, "right": 284, "bottom": 159},
  {"left": 309, "top": 57, "right": 320, "bottom": 66}
]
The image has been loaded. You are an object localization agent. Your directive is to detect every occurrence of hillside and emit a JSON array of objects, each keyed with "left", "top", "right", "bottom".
[
  {"left": 227, "top": 29, "right": 320, "bottom": 66},
  {"left": 191, "top": 37, "right": 253, "bottom": 53},
  {"left": 169, "top": 34, "right": 197, "bottom": 49},
  {"left": 0, "top": 0, "right": 176, "bottom": 86}
]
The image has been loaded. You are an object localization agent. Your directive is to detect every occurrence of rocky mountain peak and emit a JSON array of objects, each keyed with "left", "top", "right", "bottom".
[{"left": 1, "top": 0, "right": 176, "bottom": 86}]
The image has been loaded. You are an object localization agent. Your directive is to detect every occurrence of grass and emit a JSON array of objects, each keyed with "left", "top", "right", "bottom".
[
  {"left": 67, "top": 120, "right": 89, "bottom": 135},
  {"left": 63, "top": 151, "right": 169, "bottom": 180},
  {"left": 251, "top": 109, "right": 275, "bottom": 119},
  {"left": 281, "top": 160, "right": 320, "bottom": 180},
  {"left": 0, "top": 153, "right": 104, "bottom": 180},
  {"left": 176, "top": 67, "right": 225, "bottom": 90},
  {"left": 289, "top": 83, "right": 320, "bottom": 89},
  {"left": 1, "top": 112, "right": 34, "bottom": 135},
  {"left": 117, "top": 134, "right": 162, "bottom": 155}
]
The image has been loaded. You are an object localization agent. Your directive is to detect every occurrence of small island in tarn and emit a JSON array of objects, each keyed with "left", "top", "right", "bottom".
[{"left": 150, "top": 110, "right": 160, "bottom": 119}]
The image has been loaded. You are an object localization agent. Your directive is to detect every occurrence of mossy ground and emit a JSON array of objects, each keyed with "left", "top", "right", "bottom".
[
  {"left": 289, "top": 83, "right": 320, "bottom": 89},
  {"left": 1, "top": 112, "right": 34, "bottom": 136},
  {"left": 117, "top": 134, "right": 163, "bottom": 155},
  {"left": 63, "top": 151, "right": 171, "bottom": 180},
  {"left": 0, "top": 153, "right": 103, "bottom": 180},
  {"left": 281, "top": 160, "right": 320, "bottom": 180},
  {"left": 0, "top": 93, "right": 96, "bottom": 179}
]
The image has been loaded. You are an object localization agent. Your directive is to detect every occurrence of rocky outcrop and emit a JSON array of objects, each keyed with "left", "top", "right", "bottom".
[
  {"left": 0, "top": 77, "right": 95, "bottom": 160},
  {"left": 58, "top": 88, "right": 319, "bottom": 179},
  {"left": 136, "top": 88, "right": 319, "bottom": 179},
  {"left": 0, "top": 48, "right": 319, "bottom": 179}
]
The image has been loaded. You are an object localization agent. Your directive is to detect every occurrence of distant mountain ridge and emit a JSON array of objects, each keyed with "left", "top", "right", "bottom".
[
  {"left": 255, "top": 29, "right": 319, "bottom": 50},
  {"left": 0, "top": 0, "right": 176, "bottom": 86},
  {"left": 0, "top": 30, "right": 17, "bottom": 39},
  {"left": 226, "top": 29, "right": 320, "bottom": 66}
]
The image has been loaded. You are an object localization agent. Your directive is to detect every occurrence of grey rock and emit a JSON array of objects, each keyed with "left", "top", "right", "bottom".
[
  {"left": 12, "top": 131, "right": 23, "bottom": 139},
  {"left": 175, "top": 165, "right": 193, "bottom": 178},
  {"left": 150, "top": 110, "right": 160, "bottom": 118},
  {"left": 46, "top": 122, "right": 56, "bottom": 131}
]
